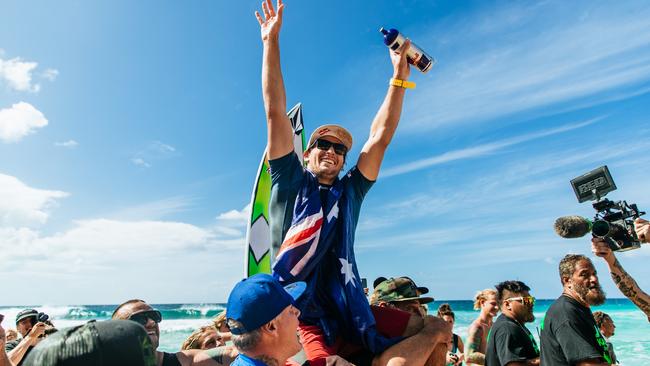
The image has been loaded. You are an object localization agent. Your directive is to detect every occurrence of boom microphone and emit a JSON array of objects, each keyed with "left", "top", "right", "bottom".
[{"left": 554, "top": 216, "right": 593, "bottom": 238}]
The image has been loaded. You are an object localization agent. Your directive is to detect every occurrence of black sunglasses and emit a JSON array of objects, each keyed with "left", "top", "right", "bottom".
[
  {"left": 128, "top": 310, "right": 162, "bottom": 326},
  {"left": 312, "top": 139, "right": 347, "bottom": 155}
]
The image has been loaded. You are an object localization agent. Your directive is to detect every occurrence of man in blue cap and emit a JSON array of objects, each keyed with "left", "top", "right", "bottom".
[{"left": 226, "top": 274, "right": 306, "bottom": 366}]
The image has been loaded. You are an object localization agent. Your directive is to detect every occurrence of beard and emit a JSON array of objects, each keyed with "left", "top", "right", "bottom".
[
  {"left": 574, "top": 282, "right": 607, "bottom": 306},
  {"left": 524, "top": 311, "right": 535, "bottom": 323}
]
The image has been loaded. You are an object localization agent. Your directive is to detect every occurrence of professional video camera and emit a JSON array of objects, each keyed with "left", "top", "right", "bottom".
[{"left": 554, "top": 165, "right": 646, "bottom": 252}]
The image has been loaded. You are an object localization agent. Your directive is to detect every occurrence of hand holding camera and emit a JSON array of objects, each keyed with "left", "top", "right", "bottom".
[
  {"left": 25, "top": 322, "right": 47, "bottom": 345},
  {"left": 635, "top": 218, "right": 649, "bottom": 243}
]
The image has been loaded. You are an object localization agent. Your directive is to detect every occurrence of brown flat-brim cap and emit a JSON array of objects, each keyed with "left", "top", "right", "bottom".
[{"left": 307, "top": 124, "right": 353, "bottom": 151}]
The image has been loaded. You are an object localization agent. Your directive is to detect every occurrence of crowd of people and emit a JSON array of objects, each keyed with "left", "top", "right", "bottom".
[{"left": 2, "top": 0, "right": 649, "bottom": 365}]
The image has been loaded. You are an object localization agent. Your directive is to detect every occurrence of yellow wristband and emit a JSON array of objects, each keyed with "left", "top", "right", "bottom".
[{"left": 389, "top": 78, "right": 416, "bottom": 89}]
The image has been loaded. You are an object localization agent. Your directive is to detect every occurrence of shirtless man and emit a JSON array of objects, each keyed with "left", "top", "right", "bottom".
[{"left": 466, "top": 289, "right": 499, "bottom": 366}]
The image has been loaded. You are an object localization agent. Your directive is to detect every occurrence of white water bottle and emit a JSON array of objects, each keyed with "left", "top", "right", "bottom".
[{"left": 380, "top": 27, "right": 435, "bottom": 73}]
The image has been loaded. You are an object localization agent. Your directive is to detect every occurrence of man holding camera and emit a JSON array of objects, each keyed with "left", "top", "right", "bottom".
[
  {"left": 591, "top": 217, "right": 650, "bottom": 321},
  {"left": 4, "top": 309, "right": 48, "bottom": 366}
]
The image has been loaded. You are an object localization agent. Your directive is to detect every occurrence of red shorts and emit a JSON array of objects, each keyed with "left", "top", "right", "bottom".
[{"left": 298, "top": 306, "right": 411, "bottom": 366}]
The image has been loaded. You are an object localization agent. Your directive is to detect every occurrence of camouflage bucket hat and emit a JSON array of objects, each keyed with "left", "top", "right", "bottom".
[{"left": 370, "top": 277, "right": 434, "bottom": 305}]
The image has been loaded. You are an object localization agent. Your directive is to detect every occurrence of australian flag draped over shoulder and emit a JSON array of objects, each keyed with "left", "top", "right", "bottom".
[{"left": 272, "top": 170, "right": 398, "bottom": 354}]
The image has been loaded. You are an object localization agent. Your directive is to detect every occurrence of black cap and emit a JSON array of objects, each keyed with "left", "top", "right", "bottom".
[
  {"left": 15, "top": 309, "right": 38, "bottom": 324},
  {"left": 23, "top": 320, "right": 156, "bottom": 366}
]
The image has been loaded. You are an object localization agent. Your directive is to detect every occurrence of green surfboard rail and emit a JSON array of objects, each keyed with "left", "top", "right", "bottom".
[{"left": 245, "top": 103, "right": 305, "bottom": 277}]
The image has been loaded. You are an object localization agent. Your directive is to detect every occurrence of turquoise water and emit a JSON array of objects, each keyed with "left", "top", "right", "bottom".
[{"left": 1, "top": 299, "right": 647, "bottom": 363}]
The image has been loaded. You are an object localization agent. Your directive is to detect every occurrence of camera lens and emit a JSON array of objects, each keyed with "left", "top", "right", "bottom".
[{"left": 592, "top": 220, "right": 610, "bottom": 237}]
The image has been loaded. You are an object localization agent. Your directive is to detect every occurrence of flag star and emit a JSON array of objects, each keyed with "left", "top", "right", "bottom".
[
  {"left": 339, "top": 257, "right": 356, "bottom": 287},
  {"left": 327, "top": 202, "right": 339, "bottom": 222}
]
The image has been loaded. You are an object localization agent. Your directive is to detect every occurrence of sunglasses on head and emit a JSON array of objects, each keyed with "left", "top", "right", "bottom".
[
  {"left": 312, "top": 139, "right": 347, "bottom": 155},
  {"left": 128, "top": 310, "right": 162, "bottom": 326},
  {"left": 505, "top": 296, "right": 536, "bottom": 306}
]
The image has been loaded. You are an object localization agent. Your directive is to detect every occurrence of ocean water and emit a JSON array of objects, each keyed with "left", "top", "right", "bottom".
[{"left": 1, "top": 299, "right": 647, "bottom": 363}]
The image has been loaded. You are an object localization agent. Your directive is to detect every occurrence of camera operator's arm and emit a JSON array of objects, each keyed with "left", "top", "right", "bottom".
[
  {"left": 635, "top": 218, "right": 649, "bottom": 243},
  {"left": 592, "top": 238, "right": 650, "bottom": 321},
  {"left": 7, "top": 322, "right": 45, "bottom": 365},
  {"left": 0, "top": 316, "right": 15, "bottom": 366}
]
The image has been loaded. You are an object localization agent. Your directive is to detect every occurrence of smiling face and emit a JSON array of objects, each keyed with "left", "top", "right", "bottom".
[
  {"left": 304, "top": 136, "right": 346, "bottom": 184},
  {"left": 568, "top": 259, "right": 606, "bottom": 306},
  {"left": 114, "top": 301, "right": 160, "bottom": 350},
  {"left": 600, "top": 316, "right": 615, "bottom": 338},
  {"left": 199, "top": 327, "right": 225, "bottom": 349},
  {"left": 481, "top": 294, "right": 499, "bottom": 318}
]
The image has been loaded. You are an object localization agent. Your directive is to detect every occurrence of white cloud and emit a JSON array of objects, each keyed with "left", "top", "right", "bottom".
[
  {"left": 382, "top": 116, "right": 603, "bottom": 177},
  {"left": 131, "top": 157, "right": 151, "bottom": 168},
  {"left": 0, "top": 173, "right": 68, "bottom": 227},
  {"left": 0, "top": 57, "right": 40, "bottom": 92},
  {"left": 150, "top": 141, "right": 176, "bottom": 153},
  {"left": 216, "top": 204, "right": 250, "bottom": 223},
  {"left": 42, "top": 68, "right": 59, "bottom": 82},
  {"left": 54, "top": 140, "right": 78, "bottom": 148},
  {"left": 109, "top": 196, "right": 196, "bottom": 220},
  {"left": 0, "top": 102, "right": 48, "bottom": 143},
  {"left": 131, "top": 141, "right": 178, "bottom": 167}
]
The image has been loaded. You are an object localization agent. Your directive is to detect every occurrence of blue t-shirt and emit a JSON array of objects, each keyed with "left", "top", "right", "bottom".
[
  {"left": 230, "top": 354, "right": 270, "bottom": 366},
  {"left": 268, "top": 152, "right": 373, "bottom": 260}
]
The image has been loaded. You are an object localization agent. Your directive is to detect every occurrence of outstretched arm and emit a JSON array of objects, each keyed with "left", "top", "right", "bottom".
[
  {"left": 357, "top": 40, "right": 412, "bottom": 181},
  {"left": 592, "top": 238, "right": 650, "bottom": 320},
  {"left": 255, "top": 0, "right": 293, "bottom": 160}
]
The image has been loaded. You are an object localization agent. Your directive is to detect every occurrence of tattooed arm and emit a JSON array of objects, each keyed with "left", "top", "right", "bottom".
[
  {"left": 592, "top": 238, "right": 650, "bottom": 320},
  {"left": 188, "top": 345, "right": 238, "bottom": 366},
  {"left": 465, "top": 322, "right": 485, "bottom": 365}
]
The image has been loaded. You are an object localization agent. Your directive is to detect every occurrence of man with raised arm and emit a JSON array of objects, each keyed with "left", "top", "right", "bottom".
[
  {"left": 254, "top": 1, "right": 451, "bottom": 365},
  {"left": 591, "top": 218, "right": 650, "bottom": 321}
]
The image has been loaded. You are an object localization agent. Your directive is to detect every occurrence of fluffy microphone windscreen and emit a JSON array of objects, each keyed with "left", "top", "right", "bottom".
[{"left": 554, "top": 216, "right": 591, "bottom": 238}]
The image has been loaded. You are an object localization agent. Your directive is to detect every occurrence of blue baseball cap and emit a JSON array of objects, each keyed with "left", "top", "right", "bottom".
[{"left": 226, "top": 274, "right": 306, "bottom": 335}]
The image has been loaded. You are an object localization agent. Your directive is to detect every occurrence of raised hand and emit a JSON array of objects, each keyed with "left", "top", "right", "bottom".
[
  {"left": 591, "top": 237, "right": 615, "bottom": 263},
  {"left": 254, "top": 0, "right": 285, "bottom": 42},
  {"left": 634, "top": 218, "right": 649, "bottom": 243},
  {"left": 390, "top": 39, "right": 412, "bottom": 80}
]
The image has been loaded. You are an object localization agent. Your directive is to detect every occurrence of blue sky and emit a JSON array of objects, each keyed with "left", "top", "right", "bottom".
[{"left": 1, "top": 0, "right": 649, "bottom": 305}]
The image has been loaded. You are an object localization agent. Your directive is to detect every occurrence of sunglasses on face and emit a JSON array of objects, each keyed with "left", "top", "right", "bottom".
[
  {"left": 505, "top": 296, "right": 536, "bottom": 306},
  {"left": 128, "top": 310, "right": 162, "bottom": 326},
  {"left": 312, "top": 139, "right": 347, "bottom": 155}
]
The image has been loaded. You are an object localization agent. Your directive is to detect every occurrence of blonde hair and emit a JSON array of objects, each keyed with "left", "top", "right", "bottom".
[
  {"left": 213, "top": 310, "right": 228, "bottom": 330},
  {"left": 181, "top": 325, "right": 217, "bottom": 350},
  {"left": 473, "top": 289, "right": 497, "bottom": 310}
]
